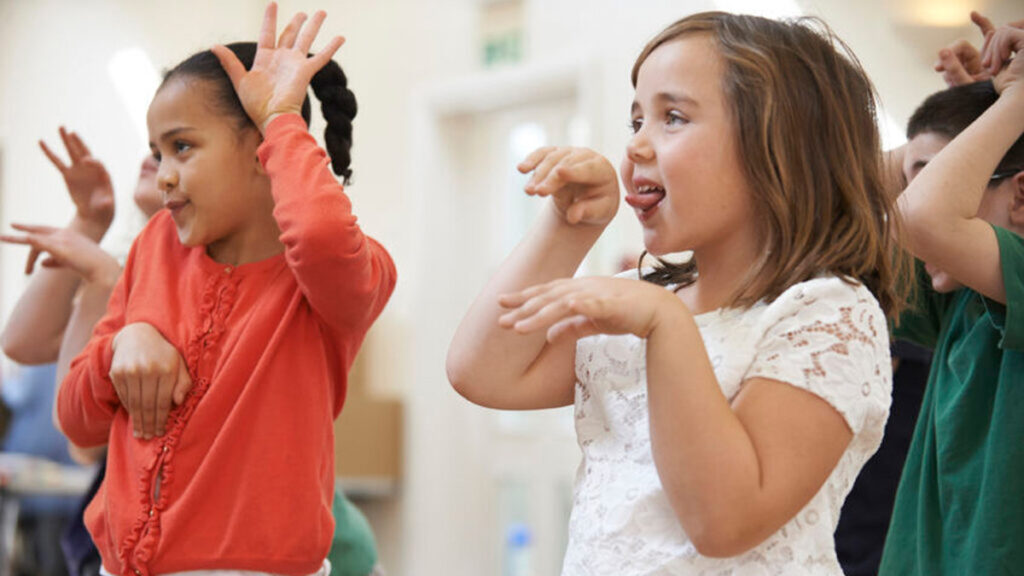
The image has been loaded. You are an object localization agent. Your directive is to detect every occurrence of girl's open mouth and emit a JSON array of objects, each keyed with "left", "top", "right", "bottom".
[{"left": 625, "top": 185, "right": 665, "bottom": 221}]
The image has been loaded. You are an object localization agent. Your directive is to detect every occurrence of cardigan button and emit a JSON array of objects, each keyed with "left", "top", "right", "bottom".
[
  {"left": 134, "top": 570, "right": 142, "bottom": 576},
  {"left": 224, "top": 266, "right": 232, "bottom": 274}
]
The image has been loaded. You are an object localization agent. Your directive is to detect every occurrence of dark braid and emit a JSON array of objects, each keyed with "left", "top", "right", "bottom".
[
  {"left": 310, "top": 59, "right": 357, "bottom": 183},
  {"left": 162, "top": 41, "right": 356, "bottom": 182}
]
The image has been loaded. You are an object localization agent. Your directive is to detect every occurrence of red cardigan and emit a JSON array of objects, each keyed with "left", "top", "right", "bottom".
[{"left": 57, "top": 115, "right": 396, "bottom": 576}]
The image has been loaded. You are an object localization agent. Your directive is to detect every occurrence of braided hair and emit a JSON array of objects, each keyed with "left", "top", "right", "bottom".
[{"left": 162, "top": 42, "right": 357, "bottom": 183}]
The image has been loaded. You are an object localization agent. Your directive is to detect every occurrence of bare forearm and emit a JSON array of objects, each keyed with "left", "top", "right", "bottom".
[
  {"left": 902, "top": 89, "right": 1024, "bottom": 236},
  {"left": 0, "top": 217, "right": 108, "bottom": 363},
  {"left": 447, "top": 203, "right": 602, "bottom": 404},
  {"left": 883, "top": 144, "right": 907, "bottom": 200},
  {"left": 644, "top": 306, "right": 764, "bottom": 553},
  {"left": 52, "top": 277, "right": 117, "bottom": 433},
  {"left": 56, "top": 278, "right": 117, "bottom": 386}
]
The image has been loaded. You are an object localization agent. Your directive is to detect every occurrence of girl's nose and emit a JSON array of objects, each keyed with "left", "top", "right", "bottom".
[
  {"left": 626, "top": 128, "right": 654, "bottom": 164},
  {"left": 157, "top": 163, "right": 178, "bottom": 191}
]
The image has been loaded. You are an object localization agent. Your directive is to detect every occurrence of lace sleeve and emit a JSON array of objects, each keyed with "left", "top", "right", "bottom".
[{"left": 745, "top": 277, "right": 892, "bottom": 436}]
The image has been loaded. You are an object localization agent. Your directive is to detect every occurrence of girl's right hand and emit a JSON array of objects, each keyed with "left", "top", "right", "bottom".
[
  {"left": 39, "top": 127, "right": 114, "bottom": 238},
  {"left": 212, "top": 2, "right": 345, "bottom": 133},
  {"left": 517, "top": 147, "right": 620, "bottom": 227},
  {"left": 110, "top": 323, "right": 192, "bottom": 440},
  {"left": 0, "top": 223, "right": 120, "bottom": 284}
]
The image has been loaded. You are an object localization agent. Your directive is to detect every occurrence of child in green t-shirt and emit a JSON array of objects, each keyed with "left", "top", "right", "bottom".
[{"left": 879, "top": 25, "right": 1024, "bottom": 576}]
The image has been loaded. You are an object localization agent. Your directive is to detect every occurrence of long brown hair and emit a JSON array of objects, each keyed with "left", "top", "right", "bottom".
[{"left": 633, "top": 12, "right": 909, "bottom": 318}]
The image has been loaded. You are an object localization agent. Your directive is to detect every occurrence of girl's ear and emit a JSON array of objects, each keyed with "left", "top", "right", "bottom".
[
  {"left": 254, "top": 152, "right": 267, "bottom": 176},
  {"left": 1008, "top": 171, "right": 1024, "bottom": 229},
  {"left": 241, "top": 127, "right": 267, "bottom": 176}
]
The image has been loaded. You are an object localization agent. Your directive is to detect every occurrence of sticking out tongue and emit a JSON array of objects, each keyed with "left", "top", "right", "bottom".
[{"left": 625, "top": 189, "right": 666, "bottom": 211}]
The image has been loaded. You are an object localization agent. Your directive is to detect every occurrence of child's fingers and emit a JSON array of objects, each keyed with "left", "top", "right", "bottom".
[
  {"left": 68, "top": 131, "right": 91, "bottom": 160},
  {"left": 40, "top": 257, "right": 62, "bottom": 269},
  {"left": 506, "top": 298, "right": 577, "bottom": 333},
  {"left": 981, "top": 30, "right": 996, "bottom": 67},
  {"left": 25, "top": 247, "right": 41, "bottom": 275},
  {"left": 58, "top": 126, "right": 77, "bottom": 160},
  {"left": 277, "top": 11, "right": 307, "bottom": 50},
  {"left": 498, "top": 279, "right": 568, "bottom": 309},
  {"left": 211, "top": 45, "right": 248, "bottom": 88},
  {"left": 526, "top": 149, "right": 573, "bottom": 194},
  {"left": 565, "top": 200, "right": 594, "bottom": 225},
  {"left": 554, "top": 156, "right": 614, "bottom": 186},
  {"left": 517, "top": 147, "right": 556, "bottom": 174},
  {"left": 498, "top": 286, "right": 558, "bottom": 327},
  {"left": 547, "top": 313, "right": 600, "bottom": 343},
  {"left": 173, "top": 361, "right": 192, "bottom": 406},
  {"left": 990, "top": 30, "right": 1017, "bottom": 75},
  {"left": 309, "top": 36, "right": 346, "bottom": 72},
  {"left": 141, "top": 375, "right": 159, "bottom": 439},
  {"left": 258, "top": 2, "right": 279, "bottom": 48},
  {"left": 0, "top": 234, "right": 31, "bottom": 245},
  {"left": 128, "top": 375, "right": 143, "bottom": 438},
  {"left": 971, "top": 11, "right": 995, "bottom": 37},
  {"left": 500, "top": 282, "right": 581, "bottom": 330},
  {"left": 38, "top": 140, "right": 67, "bottom": 172},
  {"left": 109, "top": 373, "right": 128, "bottom": 410},
  {"left": 295, "top": 10, "right": 326, "bottom": 55},
  {"left": 10, "top": 223, "right": 56, "bottom": 234},
  {"left": 155, "top": 373, "right": 175, "bottom": 437}
]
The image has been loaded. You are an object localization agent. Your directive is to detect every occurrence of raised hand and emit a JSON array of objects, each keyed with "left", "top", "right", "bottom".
[
  {"left": 0, "top": 223, "right": 120, "bottom": 283},
  {"left": 211, "top": 2, "right": 345, "bottom": 132},
  {"left": 935, "top": 38, "right": 989, "bottom": 87},
  {"left": 934, "top": 12, "right": 1024, "bottom": 87},
  {"left": 498, "top": 276, "right": 680, "bottom": 342},
  {"left": 517, "top": 146, "right": 620, "bottom": 227},
  {"left": 983, "top": 25, "right": 1024, "bottom": 94},
  {"left": 39, "top": 127, "right": 114, "bottom": 237},
  {"left": 110, "top": 323, "right": 193, "bottom": 440}
]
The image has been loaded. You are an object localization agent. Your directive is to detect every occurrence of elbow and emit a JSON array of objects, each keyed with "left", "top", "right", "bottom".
[
  {"left": 672, "top": 501, "right": 767, "bottom": 559},
  {"left": 898, "top": 198, "right": 958, "bottom": 262},
  {"left": 445, "top": 349, "right": 472, "bottom": 399},
  {"left": 684, "top": 520, "right": 765, "bottom": 557},
  {"left": 688, "top": 526, "right": 758, "bottom": 559},
  {"left": 68, "top": 443, "right": 105, "bottom": 466},
  {"left": 2, "top": 332, "right": 34, "bottom": 365},
  {"left": 0, "top": 331, "right": 59, "bottom": 365},
  {"left": 445, "top": 347, "right": 484, "bottom": 404}
]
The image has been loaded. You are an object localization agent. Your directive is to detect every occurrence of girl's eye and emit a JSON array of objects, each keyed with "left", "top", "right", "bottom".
[
  {"left": 174, "top": 141, "right": 192, "bottom": 153},
  {"left": 667, "top": 112, "right": 688, "bottom": 126},
  {"left": 151, "top": 151, "right": 162, "bottom": 163},
  {"left": 629, "top": 118, "right": 643, "bottom": 134}
]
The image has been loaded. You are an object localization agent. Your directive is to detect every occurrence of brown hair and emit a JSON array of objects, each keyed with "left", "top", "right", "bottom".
[{"left": 633, "top": 12, "right": 909, "bottom": 318}]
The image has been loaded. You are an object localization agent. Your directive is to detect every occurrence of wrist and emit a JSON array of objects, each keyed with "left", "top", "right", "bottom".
[
  {"left": 1000, "top": 82, "right": 1024, "bottom": 107},
  {"left": 646, "top": 290, "right": 693, "bottom": 339},
  {"left": 260, "top": 109, "right": 302, "bottom": 134},
  {"left": 68, "top": 215, "right": 109, "bottom": 243},
  {"left": 546, "top": 201, "right": 609, "bottom": 238},
  {"left": 84, "top": 256, "right": 121, "bottom": 290}
]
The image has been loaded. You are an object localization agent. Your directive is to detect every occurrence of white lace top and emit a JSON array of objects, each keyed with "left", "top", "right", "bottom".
[{"left": 562, "top": 276, "right": 892, "bottom": 576}]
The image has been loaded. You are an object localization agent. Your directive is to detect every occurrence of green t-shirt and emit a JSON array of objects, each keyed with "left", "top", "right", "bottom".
[
  {"left": 879, "top": 225, "right": 1024, "bottom": 576},
  {"left": 328, "top": 486, "right": 378, "bottom": 576}
]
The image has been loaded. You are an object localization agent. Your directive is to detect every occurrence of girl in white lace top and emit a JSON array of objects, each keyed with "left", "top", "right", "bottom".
[{"left": 447, "top": 11, "right": 909, "bottom": 576}]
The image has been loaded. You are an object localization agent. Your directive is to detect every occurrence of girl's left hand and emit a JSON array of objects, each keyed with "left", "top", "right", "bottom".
[
  {"left": 212, "top": 2, "right": 345, "bottom": 132},
  {"left": 498, "top": 277, "right": 683, "bottom": 342},
  {"left": 982, "top": 24, "right": 1024, "bottom": 94}
]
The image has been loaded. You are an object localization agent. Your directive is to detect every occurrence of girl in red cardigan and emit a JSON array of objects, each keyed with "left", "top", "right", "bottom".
[{"left": 56, "top": 4, "right": 396, "bottom": 575}]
